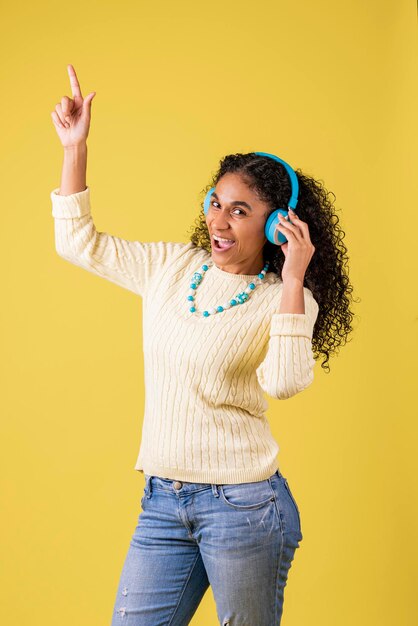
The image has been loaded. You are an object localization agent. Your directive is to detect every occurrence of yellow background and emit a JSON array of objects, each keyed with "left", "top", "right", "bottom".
[{"left": 1, "top": 1, "right": 416, "bottom": 624}]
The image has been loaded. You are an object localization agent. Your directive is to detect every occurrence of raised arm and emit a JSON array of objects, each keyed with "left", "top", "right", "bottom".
[
  {"left": 50, "top": 63, "right": 95, "bottom": 195},
  {"left": 50, "top": 64, "right": 185, "bottom": 297}
]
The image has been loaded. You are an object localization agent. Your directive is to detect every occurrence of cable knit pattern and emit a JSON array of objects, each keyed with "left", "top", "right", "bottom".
[{"left": 51, "top": 185, "right": 319, "bottom": 484}]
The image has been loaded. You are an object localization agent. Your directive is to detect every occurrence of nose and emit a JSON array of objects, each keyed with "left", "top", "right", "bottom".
[{"left": 211, "top": 212, "right": 231, "bottom": 231}]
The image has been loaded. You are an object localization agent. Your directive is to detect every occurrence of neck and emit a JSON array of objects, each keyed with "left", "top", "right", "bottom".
[{"left": 213, "top": 257, "right": 265, "bottom": 276}]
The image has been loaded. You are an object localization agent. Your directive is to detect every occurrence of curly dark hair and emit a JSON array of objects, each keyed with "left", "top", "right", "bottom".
[{"left": 185, "top": 152, "right": 357, "bottom": 373}]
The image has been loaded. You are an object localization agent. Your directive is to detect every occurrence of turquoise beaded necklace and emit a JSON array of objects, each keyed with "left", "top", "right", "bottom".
[{"left": 187, "top": 260, "right": 270, "bottom": 317}]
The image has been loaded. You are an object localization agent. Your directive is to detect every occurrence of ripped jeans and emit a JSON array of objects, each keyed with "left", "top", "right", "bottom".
[{"left": 110, "top": 469, "right": 303, "bottom": 626}]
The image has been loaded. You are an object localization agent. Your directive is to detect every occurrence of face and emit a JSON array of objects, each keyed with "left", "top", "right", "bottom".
[{"left": 205, "top": 172, "right": 271, "bottom": 275}]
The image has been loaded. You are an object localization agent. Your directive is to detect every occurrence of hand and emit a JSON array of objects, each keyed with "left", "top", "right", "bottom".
[
  {"left": 274, "top": 209, "right": 316, "bottom": 283},
  {"left": 50, "top": 64, "right": 96, "bottom": 148}
]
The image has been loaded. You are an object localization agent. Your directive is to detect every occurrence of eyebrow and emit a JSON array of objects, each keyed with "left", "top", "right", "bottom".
[{"left": 211, "top": 192, "right": 253, "bottom": 211}]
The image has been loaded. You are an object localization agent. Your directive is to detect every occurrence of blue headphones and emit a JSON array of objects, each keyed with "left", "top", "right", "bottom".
[{"left": 203, "top": 151, "right": 299, "bottom": 245}]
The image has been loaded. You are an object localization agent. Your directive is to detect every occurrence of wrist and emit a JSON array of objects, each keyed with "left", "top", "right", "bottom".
[
  {"left": 279, "top": 278, "right": 305, "bottom": 314},
  {"left": 281, "top": 277, "right": 304, "bottom": 288},
  {"left": 64, "top": 142, "right": 87, "bottom": 153}
]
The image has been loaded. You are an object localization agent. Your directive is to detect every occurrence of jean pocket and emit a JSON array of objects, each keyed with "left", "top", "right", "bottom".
[{"left": 219, "top": 480, "right": 275, "bottom": 510}]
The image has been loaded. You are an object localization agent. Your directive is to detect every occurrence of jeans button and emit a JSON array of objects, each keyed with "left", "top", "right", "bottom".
[{"left": 173, "top": 481, "right": 183, "bottom": 490}]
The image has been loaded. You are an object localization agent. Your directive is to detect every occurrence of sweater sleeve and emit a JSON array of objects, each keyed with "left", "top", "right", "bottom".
[
  {"left": 255, "top": 286, "right": 319, "bottom": 400},
  {"left": 50, "top": 186, "right": 185, "bottom": 297}
]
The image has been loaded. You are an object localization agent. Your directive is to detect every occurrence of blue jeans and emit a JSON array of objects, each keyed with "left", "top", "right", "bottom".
[{"left": 110, "top": 469, "right": 303, "bottom": 625}]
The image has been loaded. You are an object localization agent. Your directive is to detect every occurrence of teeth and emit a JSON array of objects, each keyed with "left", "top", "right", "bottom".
[{"left": 213, "top": 235, "right": 235, "bottom": 242}]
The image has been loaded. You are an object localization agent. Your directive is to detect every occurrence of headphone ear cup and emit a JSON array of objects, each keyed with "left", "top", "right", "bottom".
[
  {"left": 204, "top": 187, "right": 216, "bottom": 215},
  {"left": 265, "top": 209, "right": 288, "bottom": 245}
]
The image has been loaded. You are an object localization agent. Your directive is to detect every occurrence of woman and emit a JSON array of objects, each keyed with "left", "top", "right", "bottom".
[{"left": 51, "top": 65, "right": 354, "bottom": 626}]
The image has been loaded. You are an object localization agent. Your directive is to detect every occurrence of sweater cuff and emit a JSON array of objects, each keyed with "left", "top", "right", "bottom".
[
  {"left": 50, "top": 186, "right": 91, "bottom": 218},
  {"left": 269, "top": 313, "right": 314, "bottom": 339}
]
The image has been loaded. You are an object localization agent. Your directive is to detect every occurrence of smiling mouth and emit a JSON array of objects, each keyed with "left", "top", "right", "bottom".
[{"left": 212, "top": 236, "right": 236, "bottom": 251}]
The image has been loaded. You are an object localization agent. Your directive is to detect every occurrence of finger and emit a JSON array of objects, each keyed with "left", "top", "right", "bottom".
[
  {"left": 274, "top": 218, "right": 294, "bottom": 245},
  {"left": 288, "top": 210, "right": 312, "bottom": 241},
  {"left": 51, "top": 110, "right": 65, "bottom": 129},
  {"left": 82, "top": 91, "right": 96, "bottom": 114},
  {"left": 284, "top": 212, "right": 309, "bottom": 240},
  {"left": 67, "top": 63, "right": 82, "bottom": 99},
  {"left": 288, "top": 209, "right": 306, "bottom": 227},
  {"left": 277, "top": 215, "right": 304, "bottom": 242},
  {"left": 55, "top": 103, "right": 69, "bottom": 127},
  {"left": 277, "top": 224, "right": 300, "bottom": 245},
  {"left": 61, "top": 95, "right": 74, "bottom": 117}
]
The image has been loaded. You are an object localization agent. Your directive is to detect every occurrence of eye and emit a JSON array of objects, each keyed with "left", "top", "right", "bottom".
[{"left": 211, "top": 201, "right": 246, "bottom": 215}]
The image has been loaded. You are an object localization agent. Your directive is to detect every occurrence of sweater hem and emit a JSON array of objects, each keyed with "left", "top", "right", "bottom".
[{"left": 133, "top": 458, "right": 280, "bottom": 484}]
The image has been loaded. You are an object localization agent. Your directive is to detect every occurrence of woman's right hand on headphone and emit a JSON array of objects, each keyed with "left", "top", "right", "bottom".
[{"left": 51, "top": 64, "right": 96, "bottom": 149}]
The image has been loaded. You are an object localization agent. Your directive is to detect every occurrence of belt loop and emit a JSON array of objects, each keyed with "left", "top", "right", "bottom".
[{"left": 211, "top": 483, "right": 220, "bottom": 498}]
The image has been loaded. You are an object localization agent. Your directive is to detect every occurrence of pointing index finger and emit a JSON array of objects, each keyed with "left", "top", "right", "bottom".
[{"left": 67, "top": 64, "right": 82, "bottom": 99}]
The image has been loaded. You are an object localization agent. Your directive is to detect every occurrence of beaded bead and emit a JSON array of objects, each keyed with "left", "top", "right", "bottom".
[{"left": 186, "top": 260, "right": 270, "bottom": 317}]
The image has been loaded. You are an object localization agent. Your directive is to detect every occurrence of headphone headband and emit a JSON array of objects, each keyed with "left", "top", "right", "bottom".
[{"left": 253, "top": 151, "right": 299, "bottom": 210}]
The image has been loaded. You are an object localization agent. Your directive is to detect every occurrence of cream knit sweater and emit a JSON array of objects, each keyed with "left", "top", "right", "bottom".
[{"left": 51, "top": 185, "right": 319, "bottom": 484}]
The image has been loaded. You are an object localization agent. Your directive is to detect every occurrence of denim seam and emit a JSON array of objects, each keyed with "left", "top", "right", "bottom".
[
  {"left": 166, "top": 551, "right": 202, "bottom": 626},
  {"left": 274, "top": 538, "right": 283, "bottom": 625},
  {"left": 283, "top": 479, "right": 302, "bottom": 533},
  {"left": 268, "top": 476, "right": 284, "bottom": 623}
]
